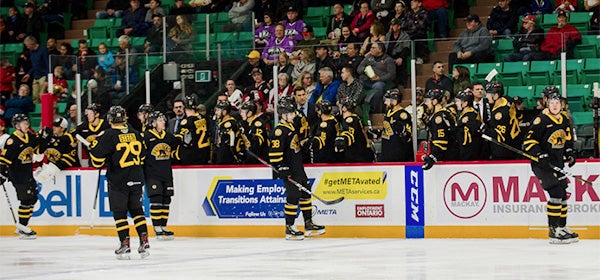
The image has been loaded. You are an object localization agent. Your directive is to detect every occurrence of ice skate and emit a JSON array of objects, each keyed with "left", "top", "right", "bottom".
[
  {"left": 14, "top": 223, "right": 37, "bottom": 240},
  {"left": 154, "top": 226, "right": 174, "bottom": 241},
  {"left": 138, "top": 233, "right": 150, "bottom": 259},
  {"left": 549, "top": 226, "right": 570, "bottom": 244},
  {"left": 563, "top": 226, "right": 579, "bottom": 243},
  {"left": 304, "top": 219, "right": 326, "bottom": 237},
  {"left": 285, "top": 225, "right": 304, "bottom": 240},
  {"left": 161, "top": 226, "right": 175, "bottom": 240},
  {"left": 115, "top": 237, "right": 131, "bottom": 260}
]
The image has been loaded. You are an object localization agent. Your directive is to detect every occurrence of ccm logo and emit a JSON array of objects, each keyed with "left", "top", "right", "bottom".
[{"left": 355, "top": 204, "right": 385, "bottom": 218}]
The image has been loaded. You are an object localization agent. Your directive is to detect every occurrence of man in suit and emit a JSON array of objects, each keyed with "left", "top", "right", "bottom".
[
  {"left": 167, "top": 99, "right": 185, "bottom": 135},
  {"left": 294, "top": 87, "right": 318, "bottom": 132},
  {"left": 471, "top": 82, "right": 491, "bottom": 159}
]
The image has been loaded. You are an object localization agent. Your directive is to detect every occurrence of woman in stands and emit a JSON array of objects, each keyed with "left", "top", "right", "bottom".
[
  {"left": 291, "top": 48, "right": 316, "bottom": 81},
  {"left": 293, "top": 71, "right": 316, "bottom": 98},
  {"left": 360, "top": 21, "right": 386, "bottom": 55},
  {"left": 452, "top": 65, "right": 471, "bottom": 95},
  {"left": 350, "top": 0, "right": 375, "bottom": 39}
]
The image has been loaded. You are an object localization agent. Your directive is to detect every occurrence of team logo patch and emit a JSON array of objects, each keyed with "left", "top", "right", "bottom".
[
  {"left": 255, "top": 121, "right": 262, "bottom": 127},
  {"left": 224, "top": 122, "right": 231, "bottom": 128},
  {"left": 400, "top": 112, "right": 408, "bottom": 120},
  {"left": 274, "top": 128, "right": 282, "bottom": 136},
  {"left": 320, "top": 122, "right": 327, "bottom": 128},
  {"left": 462, "top": 116, "right": 468, "bottom": 123},
  {"left": 533, "top": 117, "right": 541, "bottom": 125},
  {"left": 152, "top": 185, "right": 157, "bottom": 189},
  {"left": 345, "top": 117, "right": 353, "bottom": 123},
  {"left": 6, "top": 139, "right": 12, "bottom": 146},
  {"left": 495, "top": 112, "right": 502, "bottom": 120},
  {"left": 180, "top": 119, "right": 187, "bottom": 126},
  {"left": 435, "top": 116, "right": 442, "bottom": 124}
]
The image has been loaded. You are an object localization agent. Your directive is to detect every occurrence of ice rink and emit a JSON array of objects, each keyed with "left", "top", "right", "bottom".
[{"left": 1, "top": 235, "right": 599, "bottom": 280}]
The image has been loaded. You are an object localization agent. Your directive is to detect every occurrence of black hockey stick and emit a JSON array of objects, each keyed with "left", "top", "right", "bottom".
[
  {"left": 482, "top": 134, "right": 598, "bottom": 187},
  {"left": 91, "top": 168, "right": 102, "bottom": 229},
  {"left": 1, "top": 182, "right": 17, "bottom": 224},
  {"left": 246, "top": 150, "right": 344, "bottom": 205}
]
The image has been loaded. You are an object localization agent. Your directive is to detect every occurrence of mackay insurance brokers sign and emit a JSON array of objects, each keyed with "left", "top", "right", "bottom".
[{"left": 425, "top": 161, "right": 600, "bottom": 229}]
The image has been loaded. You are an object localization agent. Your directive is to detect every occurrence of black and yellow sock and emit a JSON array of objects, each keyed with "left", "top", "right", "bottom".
[
  {"left": 18, "top": 205, "right": 33, "bottom": 226},
  {"left": 284, "top": 203, "right": 298, "bottom": 225},
  {"left": 133, "top": 215, "right": 148, "bottom": 236},
  {"left": 150, "top": 204, "right": 162, "bottom": 227},
  {"left": 547, "top": 201, "right": 562, "bottom": 227},
  {"left": 300, "top": 199, "right": 313, "bottom": 223}
]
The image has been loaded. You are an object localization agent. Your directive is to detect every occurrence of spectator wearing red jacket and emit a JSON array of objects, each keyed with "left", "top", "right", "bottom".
[
  {"left": 0, "top": 58, "right": 15, "bottom": 105},
  {"left": 350, "top": 1, "right": 375, "bottom": 39},
  {"left": 529, "top": 10, "right": 582, "bottom": 60},
  {"left": 422, "top": 0, "right": 449, "bottom": 38}
]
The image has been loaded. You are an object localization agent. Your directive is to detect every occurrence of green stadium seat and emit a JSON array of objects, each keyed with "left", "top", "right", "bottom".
[
  {"left": 507, "top": 85, "right": 536, "bottom": 109},
  {"left": 577, "top": 124, "right": 594, "bottom": 138},
  {"left": 313, "top": 27, "right": 327, "bottom": 39},
  {"left": 0, "top": 52, "right": 17, "bottom": 65},
  {"left": 581, "top": 58, "right": 600, "bottom": 84},
  {"left": 494, "top": 38, "right": 514, "bottom": 61},
  {"left": 526, "top": 60, "right": 557, "bottom": 85},
  {"left": 553, "top": 59, "right": 583, "bottom": 84},
  {"left": 566, "top": 84, "right": 592, "bottom": 112},
  {"left": 473, "top": 62, "right": 502, "bottom": 82},
  {"left": 575, "top": 35, "right": 600, "bottom": 58},
  {"left": 87, "top": 26, "right": 108, "bottom": 39},
  {"left": 215, "top": 12, "right": 230, "bottom": 23},
  {"left": 131, "top": 37, "right": 146, "bottom": 47},
  {"left": 569, "top": 12, "right": 591, "bottom": 31},
  {"left": 572, "top": 111, "right": 593, "bottom": 125},
  {"left": 3, "top": 43, "right": 23, "bottom": 53},
  {"left": 581, "top": 138, "right": 596, "bottom": 157},
  {"left": 541, "top": 13, "right": 558, "bottom": 30},
  {"left": 500, "top": 61, "right": 528, "bottom": 86},
  {"left": 93, "top": 18, "right": 114, "bottom": 27}
]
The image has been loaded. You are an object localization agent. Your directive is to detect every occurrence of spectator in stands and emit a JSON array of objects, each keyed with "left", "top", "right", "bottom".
[
  {"left": 238, "top": 50, "right": 271, "bottom": 88},
  {"left": 372, "top": 0, "right": 395, "bottom": 24},
  {"left": 425, "top": 61, "right": 453, "bottom": 97},
  {"left": 531, "top": 0, "right": 552, "bottom": 14},
  {"left": 96, "top": 0, "right": 129, "bottom": 19},
  {"left": 277, "top": 52, "right": 294, "bottom": 79},
  {"left": 405, "top": 0, "right": 430, "bottom": 64},
  {"left": 385, "top": 18, "right": 411, "bottom": 88},
  {"left": 309, "top": 67, "right": 341, "bottom": 104},
  {"left": 296, "top": 25, "right": 320, "bottom": 50},
  {"left": 22, "top": 36, "right": 48, "bottom": 104},
  {"left": 169, "top": 0, "right": 195, "bottom": 18},
  {"left": 52, "top": 65, "right": 68, "bottom": 97},
  {"left": 117, "top": 0, "right": 149, "bottom": 37},
  {"left": 243, "top": 68, "right": 271, "bottom": 113},
  {"left": 487, "top": 0, "right": 518, "bottom": 37},
  {"left": 96, "top": 43, "right": 115, "bottom": 73},
  {"left": 145, "top": 0, "right": 165, "bottom": 23},
  {"left": 448, "top": 14, "right": 493, "bottom": 71},
  {"left": 337, "top": 65, "right": 365, "bottom": 116},
  {"left": 15, "top": 50, "right": 32, "bottom": 91},
  {"left": 0, "top": 58, "right": 15, "bottom": 104},
  {"left": 56, "top": 42, "right": 75, "bottom": 79},
  {"left": 282, "top": 5, "right": 305, "bottom": 42},
  {"left": 224, "top": 79, "right": 244, "bottom": 110},
  {"left": 6, "top": 6, "right": 25, "bottom": 43},
  {"left": 110, "top": 56, "right": 138, "bottom": 100},
  {"left": 357, "top": 41, "right": 396, "bottom": 113},
  {"left": 335, "top": 25, "right": 359, "bottom": 56},
  {"left": 255, "top": 11, "right": 276, "bottom": 50},
  {"left": 144, "top": 14, "right": 164, "bottom": 54},
  {"left": 3, "top": 84, "right": 34, "bottom": 124},
  {"left": 510, "top": 0, "right": 531, "bottom": 16},
  {"left": 585, "top": 0, "right": 600, "bottom": 35},
  {"left": 223, "top": 0, "right": 254, "bottom": 32},
  {"left": 504, "top": 15, "right": 544, "bottom": 62},
  {"left": 291, "top": 48, "right": 316, "bottom": 80},
  {"left": 22, "top": 2, "right": 44, "bottom": 43},
  {"left": 326, "top": 3, "right": 352, "bottom": 44},
  {"left": 360, "top": 21, "right": 386, "bottom": 55},
  {"left": 452, "top": 65, "right": 471, "bottom": 94},
  {"left": 528, "top": 10, "right": 581, "bottom": 60},
  {"left": 293, "top": 71, "right": 316, "bottom": 96},
  {"left": 168, "top": 15, "right": 195, "bottom": 59},
  {"left": 276, "top": 1, "right": 302, "bottom": 23},
  {"left": 336, "top": 42, "right": 363, "bottom": 74},
  {"left": 89, "top": 66, "right": 112, "bottom": 110},
  {"left": 350, "top": 1, "right": 375, "bottom": 39},
  {"left": 46, "top": 37, "right": 59, "bottom": 56},
  {"left": 254, "top": 0, "right": 277, "bottom": 25},
  {"left": 555, "top": 0, "right": 576, "bottom": 12},
  {"left": 422, "top": 0, "right": 448, "bottom": 38},
  {"left": 314, "top": 44, "right": 338, "bottom": 80},
  {"left": 382, "top": 0, "right": 407, "bottom": 30},
  {"left": 38, "top": 0, "right": 65, "bottom": 24},
  {"left": 267, "top": 73, "right": 293, "bottom": 113},
  {"left": 262, "top": 23, "right": 296, "bottom": 66},
  {"left": 0, "top": 18, "right": 8, "bottom": 44},
  {"left": 65, "top": 103, "right": 77, "bottom": 132},
  {"left": 73, "top": 39, "right": 97, "bottom": 80}
]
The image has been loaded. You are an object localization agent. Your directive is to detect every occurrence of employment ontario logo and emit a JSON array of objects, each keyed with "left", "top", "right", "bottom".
[{"left": 443, "top": 171, "right": 487, "bottom": 219}]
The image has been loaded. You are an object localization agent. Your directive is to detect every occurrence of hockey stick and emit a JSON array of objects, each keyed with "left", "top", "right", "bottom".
[
  {"left": 1, "top": 182, "right": 17, "bottom": 224},
  {"left": 482, "top": 134, "right": 598, "bottom": 187},
  {"left": 76, "top": 134, "right": 105, "bottom": 228},
  {"left": 246, "top": 150, "right": 344, "bottom": 205}
]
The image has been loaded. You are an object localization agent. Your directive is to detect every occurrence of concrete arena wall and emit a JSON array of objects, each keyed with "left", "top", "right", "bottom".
[{"left": 0, "top": 160, "right": 599, "bottom": 239}]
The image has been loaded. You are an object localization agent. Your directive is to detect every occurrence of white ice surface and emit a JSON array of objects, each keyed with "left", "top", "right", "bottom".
[{"left": 1, "top": 236, "right": 599, "bottom": 280}]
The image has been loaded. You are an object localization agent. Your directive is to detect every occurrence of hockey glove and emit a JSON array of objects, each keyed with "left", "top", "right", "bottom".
[
  {"left": 277, "top": 166, "right": 290, "bottom": 180},
  {"left": 422, "top": 154, "right": 437, "bottom": 171},
  {"left": 38, "top": 127, "right": 52, "bottom": 140},
  {"left": 536, "top": 153, "right": 550, "bottom": 168},
  {"left": 564, "top": 148, "right": 576, "bottom": 168},
  {"left": 334, "top": 136, "right": 347, "bottom": 152}
]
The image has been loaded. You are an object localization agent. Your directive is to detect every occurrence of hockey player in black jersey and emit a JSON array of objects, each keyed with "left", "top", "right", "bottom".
[
  {"left": 454, "top": 89, "right": 485, "bottom": 160},
  {"left": 142, "top": 111, "right": 178, "bottom": 240},
  {"left": 214, "top": 101, "right": 246, "bottom": 164},
  {"left": 175, "top": 96, "right": 211, "bottom": 165},
  {"left": 34, "top": 117, "right": 80, "bottom": 184},
  {"left": 422, "top": 89, "right": 458, "bottom": 170},
  {"left": 137, "top": 103, "right": 154, "bottom": 133},
  {"left": 239, "top": 101, "right": 270, "bottom": 164},
  {"left": 485, "top": 82, "right": 521, "bottom": 160},
  {"left": 269, "top": 99, "right": 325, "bottom": 240},
  {"left": 75, "top": 103, "right": 110, "bottom": 166},
  {"left": 310, "top": 100, "right": 340, "bottom": 163},
  {"left": 380, "top": 89, "right": 414, "bottom": 162},
  {"left": 0, "top": 114, "right": 40, "bottom": 239},
  {"left": 89, "top": 106, "right": 150, "bottom": 259},
  {"left": 523, "top": 90, "right": 578, "bottom": 244},
  {"left": 335, "top": 97, "right": 374, "bottom": 163}
]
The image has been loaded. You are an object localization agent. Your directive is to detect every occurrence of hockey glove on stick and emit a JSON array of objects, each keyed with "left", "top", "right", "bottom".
[
  {"left": 564, "top": 148, "right": 576, "bottom": 168},
  {"left": 422, "top": 154, "right": 437, "bottom": 170}
]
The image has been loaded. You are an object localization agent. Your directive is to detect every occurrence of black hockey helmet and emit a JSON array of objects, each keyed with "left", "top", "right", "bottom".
[
  {"left": 384, "top": 89, "right": 402, "bottom": 101},
  {"left": 147, "top": 111, "right": 166, "bottom": 126},
  {"left": 278, "top": 95, "right": 295, "bottom": 106},
  {"left": 339, "top": 96, "right": 357, "bottom": 110},
  {"left": 425, "top": 89, "right": 444, "bottom": 102},
  {"left": 138, "top": 103, "right": 154, "bottom": 114},
  {"left": 277, "top": 98, "right": 296, "bottom": 114},
  {"left": 455, "top": 88, "right": 474, "bottom": 104},
  {"left": 86, "top": 103, "right": 102, "bottom": 114},
  {"left": 546, "top": 91, "right": 561, "bottom": 101},
  {"left": 53, "top": 117, "right": 68, "bottom": 128},
  {"left": 240, "top": 101, "right": 258, "bottom": 114},
  {"left": 184, "top": 95, "right": 197, "bottom": 109},
  {"left": 542, "top": 86, "right": 560, "bottom": 98},
  {"left": 316, "top": 99, "right": 333, "bottom": 114},
  {"left": 215, "top": 100, "right": 231, "bottom": 112},
  {"left": 485, "top": 81, "right": 504, "bottom": 96},
  {"left": 11, "top": 113, "right": 29, "bottom": 127},
  {"left": 107, "top": 105, "right": 127, "bottom": 123}
]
